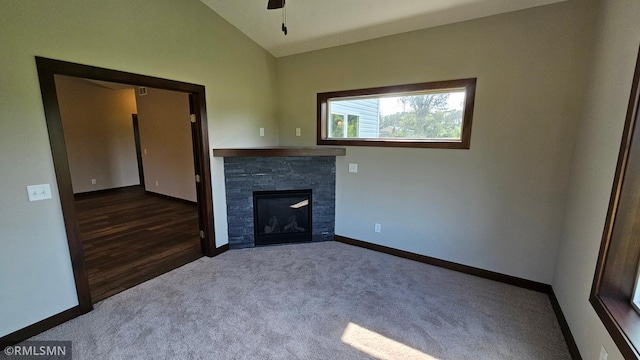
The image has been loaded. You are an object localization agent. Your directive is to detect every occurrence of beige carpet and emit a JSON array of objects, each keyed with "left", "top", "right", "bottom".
[{"left": 28, "top": 241, "right": 570, "bottom": 359}]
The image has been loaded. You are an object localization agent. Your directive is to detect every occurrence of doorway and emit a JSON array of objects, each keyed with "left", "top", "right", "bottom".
[{"left": 35, "top": 57, "right": 216, "bottom": 312}]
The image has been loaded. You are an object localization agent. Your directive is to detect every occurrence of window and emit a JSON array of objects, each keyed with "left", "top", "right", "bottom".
[
  {"left": 317, "top": 78, "right": 476, "bottom": 149},
  {"left": 590, "top": 47, "right": 640, "bottom": 359},
  {"left": 330, "top": 113, "right": 344, "bottom": 138},
  {"left": 347, "top": 114, "right": 359, "bottom": 138},
  {"left": 330, "top": 113, "right": 360, "bottom": 138}
]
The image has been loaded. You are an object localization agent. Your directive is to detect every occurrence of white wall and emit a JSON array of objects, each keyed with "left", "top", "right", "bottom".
[
  {"left": 277, "top": 1, "right": 594, "bottom": 284},
  {"left": 0, "top": 0, "right": 277, "bottom": 337},
  {"left": 136, "top": 87, "right": 196, "bottom": 202},
  {"left": 552, "top": 0, "right": 640, "bottom": 359},
  {"left": 55, "top": 76, "right": 139, "bottom": 193}
]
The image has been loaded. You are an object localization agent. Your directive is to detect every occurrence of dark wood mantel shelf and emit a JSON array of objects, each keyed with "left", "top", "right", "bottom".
[{"left": 213, "top": 147, "right": 346, "bottom": 157}]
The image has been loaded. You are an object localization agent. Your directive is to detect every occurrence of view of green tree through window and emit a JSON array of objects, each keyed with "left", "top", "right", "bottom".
[
  {"left": 330, "top": 113, "right": 361, "bottom": 138},
  {"left": 331, "top": 114, "right": 344, "bottom": 138},
  {"left": 380, "top": 92, "right": 464, "bottom": 139},
  {"left": 347, "top": 114, "right": 359, "bottom": 138},
  {"left": 318, "top": 78, "right": 476, "bottom": 149}
]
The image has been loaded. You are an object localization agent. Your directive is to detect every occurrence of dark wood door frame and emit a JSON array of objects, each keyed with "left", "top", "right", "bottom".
[
  {"left": 131, "top": 114, "right": 145, "bottom": 186},
  {"left": 34, "top": 57, "right": 216, "bottom": 314}
]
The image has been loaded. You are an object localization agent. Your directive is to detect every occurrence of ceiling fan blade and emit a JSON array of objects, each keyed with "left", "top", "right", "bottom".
[{"left": 267, "top": 0, "right": 284, "bottom": 10}]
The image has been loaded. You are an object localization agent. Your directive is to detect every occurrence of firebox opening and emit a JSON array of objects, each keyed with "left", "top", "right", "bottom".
[{"left": 253, "top": 189, "right": 313, "bottom": 246}]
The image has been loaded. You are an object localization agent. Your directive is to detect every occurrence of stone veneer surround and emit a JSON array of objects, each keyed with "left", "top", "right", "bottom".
[{"left": 223, "top": 156, "right": 336, "bottom": 249}]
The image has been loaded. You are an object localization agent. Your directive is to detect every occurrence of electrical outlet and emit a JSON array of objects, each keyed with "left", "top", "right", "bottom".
[
  {"left": 26, "top": 184, "right": 52, "bottom": 202},
  {"left": 260, "top": 128, "right": 265, "bottom": 137},
  {"left": 155, "top": 180, "right": 159, "bottom": 187},
  {"left": 349, "top": 163, "right": 358, "bottom": 173},
  {"left": 374, "top": 223, "right": 381, "bottom": 233},
  {"left": 296, "top": 128, "right": 301, "bottom": 137},
  {"left": 599, "top": 346, "right": 608, "bottom": 360},
  {"left": 91, "top": 179, "right": 97, "bottom": 185}
]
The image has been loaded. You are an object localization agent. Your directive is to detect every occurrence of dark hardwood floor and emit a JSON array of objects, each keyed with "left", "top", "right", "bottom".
[{"left": 75, "top": 186, "right": 202, "bottom": 302}]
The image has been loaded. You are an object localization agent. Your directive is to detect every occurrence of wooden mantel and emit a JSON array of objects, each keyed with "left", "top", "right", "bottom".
[{"left": 212, "top": 147, "right": 346, "bottom": 157}]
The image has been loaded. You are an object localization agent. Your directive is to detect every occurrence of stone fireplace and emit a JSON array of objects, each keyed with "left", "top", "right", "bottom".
[{"left": 214, "top": 147, "right": 345, "bottom": 249}]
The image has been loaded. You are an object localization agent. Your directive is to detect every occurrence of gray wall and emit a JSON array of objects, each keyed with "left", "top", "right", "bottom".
[
  {"left": 136, "top": 87, "right": 196, "bottom": 202},
  {"left": 0, "top": 0, "right": 277, "bottom": 338},
  {"left": 277, "top": 1, "right": 594, "bottom": 285},
  {"left": 552, "top": 0, "right": 640, "bottom": 359},
  {"left": 55, "top": 76, "right": 140, "bottom": 193}
]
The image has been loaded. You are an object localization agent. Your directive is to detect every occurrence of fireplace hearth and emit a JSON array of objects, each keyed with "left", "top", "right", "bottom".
[{"left": 253, "top": 189, "right": 312, "bottom": 246}]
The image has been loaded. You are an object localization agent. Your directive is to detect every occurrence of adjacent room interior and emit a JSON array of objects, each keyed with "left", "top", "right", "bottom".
[
  {"left": 2, "top": 0, "right": 640, "bottom": 359},
  {"left": 53, "top": 75, "right": 202, "bottom": 302}
]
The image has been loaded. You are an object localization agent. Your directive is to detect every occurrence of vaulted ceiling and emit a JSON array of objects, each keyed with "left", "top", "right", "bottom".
[{"left": 200, "top": 0, "right": 568, "bottom": 57}]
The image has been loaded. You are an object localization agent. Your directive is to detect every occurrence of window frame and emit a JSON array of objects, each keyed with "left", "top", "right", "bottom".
[
  {"left": 317, "top": 78, "right": 477, "bottom": 149},
  {"left": 590, "top": 46, "right": 640, "bottom": 360}
]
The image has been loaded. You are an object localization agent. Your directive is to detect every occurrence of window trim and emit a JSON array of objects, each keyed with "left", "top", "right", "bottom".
[
  {"left": 590, "top": 45, "right": 640, "bottom": 360},
  {"left": 317, "top": 78, "right": 477, "bottom": 149}
]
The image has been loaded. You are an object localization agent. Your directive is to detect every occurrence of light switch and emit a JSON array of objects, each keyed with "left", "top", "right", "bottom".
[
  {"left": 27, "top": 184, "right": 52, "bottom": 202},
  {"left": 349, "top": 163, "right": 358, "bottom": 173}
]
